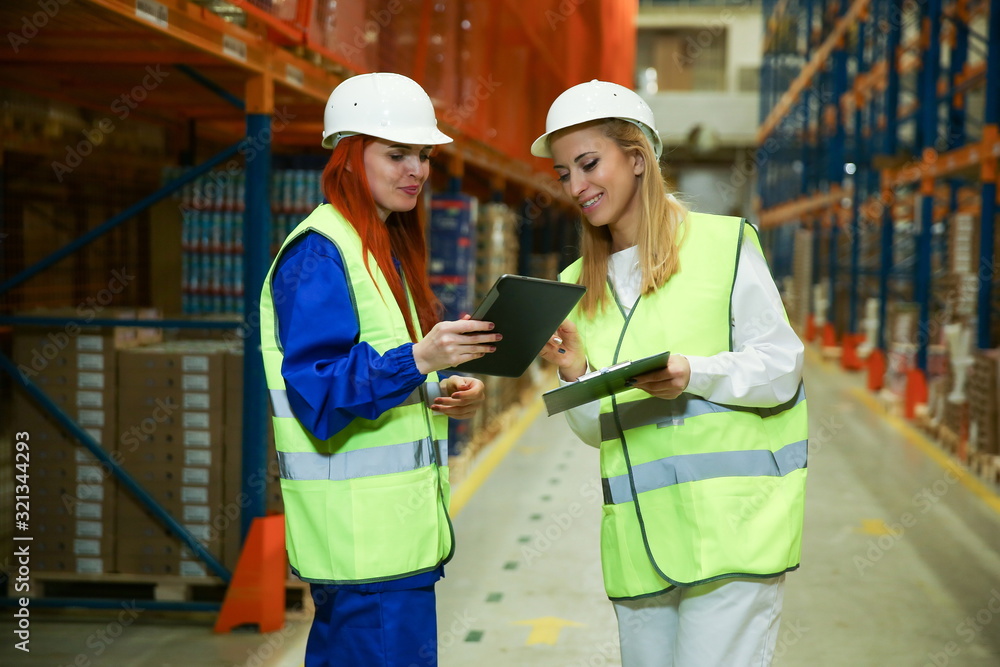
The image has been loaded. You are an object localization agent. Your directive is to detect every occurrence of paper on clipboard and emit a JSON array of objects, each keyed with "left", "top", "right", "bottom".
[{"left": 542, "top": 351, "right": 671, "bottom": 416}]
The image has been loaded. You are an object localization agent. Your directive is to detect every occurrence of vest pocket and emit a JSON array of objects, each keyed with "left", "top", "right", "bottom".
[
  {"left": 601, "top": 501, "right": 668, "bottom": 598},
  {"left": 347, "top": 467, "right": 445, "bottom": 579}
]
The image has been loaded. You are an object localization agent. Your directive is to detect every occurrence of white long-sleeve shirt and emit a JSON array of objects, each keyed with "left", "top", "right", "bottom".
[{"left": 564, "top": 234, "right": 805, "bottom": 448}]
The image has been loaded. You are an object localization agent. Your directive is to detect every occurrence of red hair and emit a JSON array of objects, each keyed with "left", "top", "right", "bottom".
[{"left": 321, "top": 135, "right": 440, "bottom": 342}]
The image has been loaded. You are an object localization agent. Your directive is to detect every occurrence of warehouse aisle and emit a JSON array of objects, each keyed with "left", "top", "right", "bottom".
[
  {"left": 435, "top": 351, "right": 1000, "bottom": 666},
  {"left": 4, "top": 351, "right": 1000, "bottom": 666}
]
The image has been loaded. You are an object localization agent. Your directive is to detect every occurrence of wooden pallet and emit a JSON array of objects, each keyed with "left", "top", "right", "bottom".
[
  {"left": 970, "top": 453, "right": 1000, "bottom": 486},
  {"left": 876, "top": 389, "right": 904, "bottom": 418},
  {"left": 24, "top": 571, "right": 310, "bottom": 611},
  {"left": 914, "top": 411, "right": 941, "bottom": 440},
  {"left": 821, "top": 345, "right": 842, "bottom": 362},
  {"left": 938, "top": 426, "right": 960, "bottom": 456}
]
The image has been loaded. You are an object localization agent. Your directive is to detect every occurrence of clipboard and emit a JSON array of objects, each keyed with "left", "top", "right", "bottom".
[
  {"left": 542, "top": 351, "right": 671, "bottom": 416},
  {"left": 448, "top": 274, "right": 586, "bottom": 378}
]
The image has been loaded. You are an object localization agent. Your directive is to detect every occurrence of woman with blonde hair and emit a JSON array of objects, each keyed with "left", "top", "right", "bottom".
[{"left": 536, "top": 80, "right": 808, "bottom": 666}]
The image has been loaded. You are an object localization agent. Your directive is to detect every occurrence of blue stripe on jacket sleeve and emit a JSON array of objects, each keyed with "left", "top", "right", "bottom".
[{"left": 272, "top": 232, "right": 427, "bottom": 441}]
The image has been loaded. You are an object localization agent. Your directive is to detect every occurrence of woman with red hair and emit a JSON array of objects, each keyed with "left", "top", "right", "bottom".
[{"left": 259, "top": 73, "right": 498, "bottom": 667}]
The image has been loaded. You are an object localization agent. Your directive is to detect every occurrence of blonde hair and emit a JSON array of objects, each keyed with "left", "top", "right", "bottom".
[{"left": 576, "top": 119, "right": 687, "bottom": 317}]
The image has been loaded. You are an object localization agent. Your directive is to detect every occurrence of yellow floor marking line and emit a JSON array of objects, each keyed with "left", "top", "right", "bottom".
[
  {"left": 512, "top": 617, "right": 584, "bottom": 646},
  {"left": 848, "top": 386, "right": 1000, "bottom": 515},
  {"left": 450, "top": 398, "right": 544, "bottom": 519},
  {"left": 857, "top": 518, "right": 894, "bottom": 535}
]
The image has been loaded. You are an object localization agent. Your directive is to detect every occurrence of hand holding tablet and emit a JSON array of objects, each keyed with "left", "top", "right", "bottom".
[{"left": 447, "top": 275, "right": 586, "bottom": 377}]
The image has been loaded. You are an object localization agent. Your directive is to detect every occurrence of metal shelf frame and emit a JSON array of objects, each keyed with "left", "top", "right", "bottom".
[
  {"left": 1, "top": 0, "right": 603, "bottom": 611},
  {"left": 757, "top": 0, "right": 1000, "bottom": 364}
]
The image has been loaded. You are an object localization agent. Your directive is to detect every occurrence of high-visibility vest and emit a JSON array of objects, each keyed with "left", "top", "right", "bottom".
[
  {"left": 259, "top": 204, "right": 453, "bottom": 584},
  {"left": 560, "top": 212, "right": 807, "bottom": 600}
]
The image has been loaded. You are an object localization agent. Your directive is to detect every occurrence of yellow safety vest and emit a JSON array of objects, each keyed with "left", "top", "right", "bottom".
[
  {"left": 259, "top": 204, "right": 452, "bottom": 584},
  {"left": 560, "top": 212, "right": 807, "bottom": 600}
]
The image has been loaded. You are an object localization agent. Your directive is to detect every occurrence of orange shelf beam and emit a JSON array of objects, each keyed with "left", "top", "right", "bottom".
[
  {"left": 758, "top": 0, "right": 871, "bottom": 144},
  {"left": 759, "top": 186, "right": 847, "bottom": 229}
]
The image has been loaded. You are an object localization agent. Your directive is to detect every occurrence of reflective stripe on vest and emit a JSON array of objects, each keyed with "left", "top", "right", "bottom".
[
  {"left": 602, "top": 439, "right": 808, "bottom": 505},
  {"left": 269, "top": 387, "right": 425, "bottom": 420},
  {"left": 278, "top": 437, "right": 448, "bottom": 481},
  {"left": 598, "top": 383, "right": 806, "bottom": 442}
]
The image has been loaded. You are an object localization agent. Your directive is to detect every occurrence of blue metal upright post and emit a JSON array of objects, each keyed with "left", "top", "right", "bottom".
[
  {"left": 979, "top": 0, "right": 999, "bottom": 349},
  {"left": 948, "top": 8, "right": 969, "bottom": 150},
  {"left": 829, "top": 0, "right": 849, "bottom": 329},
  {"left": 878, "top": 0, "right": 902, "bottom": 351},
  {"left": 849, "top": 21, "right": 866, "bottom": 335},
  {"left": 915, "top": 0, "right": 942, "bottom": 371},
  {"left": 242, "top": 109, "right": 271, "bottom": 540},
  {"left": 812, "top": 217, "right": 822, "bottom": 315}
]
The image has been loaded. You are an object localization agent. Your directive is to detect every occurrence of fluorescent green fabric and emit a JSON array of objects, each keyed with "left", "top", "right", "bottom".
[
  {"left": 260, "top": 204, "right": 452, "bottom": 584},
  {"left": 560, "top": 212, "right": 807, "bottom": 599}
]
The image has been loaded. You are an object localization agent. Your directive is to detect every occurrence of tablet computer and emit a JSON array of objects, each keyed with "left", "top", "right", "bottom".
[{"left": 448, "top": 274, "right": 586, "bottom": 377}]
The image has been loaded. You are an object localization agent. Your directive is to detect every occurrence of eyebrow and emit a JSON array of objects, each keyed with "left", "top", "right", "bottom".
[
  {"left": 388, "top": 144, "right": 433, "bottom": 151},
  {"left": 553, "top": 151, "right": 597, "bottom": 169}
]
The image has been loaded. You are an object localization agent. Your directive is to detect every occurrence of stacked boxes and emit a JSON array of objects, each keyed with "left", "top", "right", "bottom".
[
  {"left": 791, "top": 228, "right": 813, "bottom": 330},
  {"left": 968, "top": 350, "right": 1000, "bottom": 455},
  {"left": 221, "top": 347, "right": 283, "bottom": 570},
  {"left": 115, "top": 341, "right": 229, "bottom": 577},
  {"left": 10, "top": 312, "right": 147, "bottom": 574},
  {"left": 475, "top": 203, "right": 520, "bottom": 303},
  {"left": 429, "top": 194, "right": 478, "bottom": 456},
  {"left": 943, "top": 213, "right": 981, "bottom": 319},
  {"left": 429, "top": 194, "right": 478, "bottom": 321}
]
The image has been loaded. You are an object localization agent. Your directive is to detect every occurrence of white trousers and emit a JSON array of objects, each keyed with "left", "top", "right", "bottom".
[{"left": 612, "top": 575, "right": 786, "bottom": 667}]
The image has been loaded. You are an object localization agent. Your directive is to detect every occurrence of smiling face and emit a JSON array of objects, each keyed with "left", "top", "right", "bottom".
[
  {"left": 549, "top": 122, "right": 645, "bottom": 248},
  {"left": 362, "top": 138, "right": 433, "bottom": 220}
]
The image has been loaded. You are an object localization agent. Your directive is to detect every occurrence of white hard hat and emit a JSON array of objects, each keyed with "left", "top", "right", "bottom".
[
  {"left": 322, "top": 72, "right": 453, "bottom": 149},
  {"left": 530, "top": 79, "right": 663, "bottom": 159}
]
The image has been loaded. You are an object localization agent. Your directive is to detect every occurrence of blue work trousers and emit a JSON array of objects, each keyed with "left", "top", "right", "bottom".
[{"left": 306, "top": 583, "right": 438, "bottom": 667}]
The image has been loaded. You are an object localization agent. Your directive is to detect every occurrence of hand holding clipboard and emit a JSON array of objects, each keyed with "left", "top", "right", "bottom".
[{"left": 542, "top": 351, "right": 672, "bottom": 416}]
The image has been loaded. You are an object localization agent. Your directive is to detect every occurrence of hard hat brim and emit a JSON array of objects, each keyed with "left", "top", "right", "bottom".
[
  {"left": 530, "top": 121, "right": 664, "bottom": 160},
  {"left": 323, "top": 127, "right": 454, "bottom": 150},
  {"left": 530, "top": 133, "right": 553, "bottom": 158}
]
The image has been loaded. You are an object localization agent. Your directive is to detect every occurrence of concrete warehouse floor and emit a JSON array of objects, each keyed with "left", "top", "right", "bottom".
[{"left": 3, "top": 349, "right": 1000, "bottom": 666}]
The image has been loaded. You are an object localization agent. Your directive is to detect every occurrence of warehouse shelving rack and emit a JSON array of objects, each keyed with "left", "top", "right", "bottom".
[
  {"left": 0, "top": 0, "right": 635, "bottom": 613},
  {"left": 757, "top": 0, "right": 999, "bottom": 371}
]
